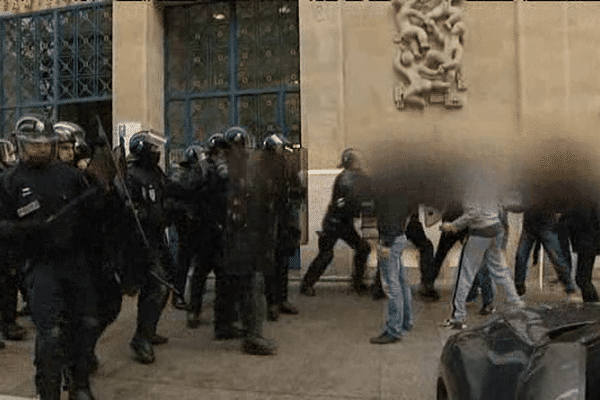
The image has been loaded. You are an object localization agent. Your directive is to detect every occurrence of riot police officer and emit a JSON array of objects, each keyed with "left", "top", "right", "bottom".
[
  {"left": 122, "top": 130, "right": 171, "bottom": 365},
  {"left": 216, "top": 126, "right": 276, "bottom": 355},
  {"left": 0, "top": 138, "right": 26, "bottom": 347},
  {"left": 54, "top": 121, "right": 124, "bottom": 374},
  {"left": 300, "top": 148, "right": 372, "bottom": 296},
  {"left": 262, "top": 132, "right": 301, "bottom": 321},
  {"left": 165, "top": 144, "right": 212, "bottom": 327},
  {"left": 0, "top": 114, "right": 103, "bottom": 400},
  {"left": 54, "top": 121, "right": 89, "bottom": 170}
]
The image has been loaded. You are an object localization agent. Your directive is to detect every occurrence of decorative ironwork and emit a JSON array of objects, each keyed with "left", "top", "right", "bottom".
[
  {"left": 164, "top": 0, "right": 300, "bottom": 159},
  {"left": 0, "top": 1, "right": 112, "bottom": 137}
]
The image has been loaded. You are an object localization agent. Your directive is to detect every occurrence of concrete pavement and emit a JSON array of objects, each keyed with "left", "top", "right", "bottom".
[{"left": 0, "top": 276, "right": 581, "bottom": 400}]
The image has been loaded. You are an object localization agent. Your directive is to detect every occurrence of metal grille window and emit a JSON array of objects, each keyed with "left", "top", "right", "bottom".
[
  {"left": 0, "top": 1, "right": 112, "bottom": 138},
  {"left": 165, "top": 0, "right": 300, "bottom": 160}
]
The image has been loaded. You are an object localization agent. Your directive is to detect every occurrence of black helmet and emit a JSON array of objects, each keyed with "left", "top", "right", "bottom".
[
  {"left": 0, "top": 139, "right": 16, "bottom": 164},
  {"left": 262, "top": 132, "right": 289, "bottom": 151},
  {"left": 338, "top": 148, "right": 360, "bottom": 169},
  {"left": 207, "top": 133, "right": 228, "bottom": 154},
  {"left": 15, "top": 114, "right": 55, "bottom": 144},
  {"left": 129, "top": 130, "right": 166, "bottom": 163},
  {"left": 182, "top": 144, "right": 207, "bottom": 165},
  {"left": 224, "top": 126, "right": 249, "bottom": 148}
]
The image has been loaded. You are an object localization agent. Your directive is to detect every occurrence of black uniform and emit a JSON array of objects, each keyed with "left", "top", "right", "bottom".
[
  {"left": 565, "top": 206, "right": 600, "bottom": 302},
  {"left": 0, "top": 160, "right": 102, "bottom": 400},
  {"left": 0, "top": 160, "right": 27, "bottom": 342},
  {"left": 123, "top": 157, "right": 170, "bottom": 363},
  {"left": 264, "top": 147, "right": 303, "bottom": 318},
  {"left": 215, "top": 146, "right": 276, "bottom": 354},
  {"left": 301, "top": 167, "right": 371, "bottom": 295},
  {"left": 166, "top": 157, "right": 223, "bottom": 328}
]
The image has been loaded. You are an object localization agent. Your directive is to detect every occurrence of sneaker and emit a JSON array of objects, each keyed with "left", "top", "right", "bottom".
[
  {"left": 369, "top": 332, "right": 401, "bottom": 344},
  {"left": 279, "top": 301, "right": 299, "bottom": 315},
  {"left": 150, "top": 333, "right": 168, "bottom": 345},
  {"left": 130, "top": 337, "right": 155, "bottom": 364},
  {"left": 300, "top": 285, "right": 316, "bottom": 297},
  {"left": 479, "top": 304, "right": 495, "bottom": 316},
  {"left": 441, "top": 319, "right": 466, "bottom": 330},
  {"left": 515, "top": 283, "right": 526, "bottom": 296},
  {"left": 242, "top": 337, "right": 277, "bottom": 356},
  {"left": 3, "top": 322, "right": 26, "bottom": 341}
]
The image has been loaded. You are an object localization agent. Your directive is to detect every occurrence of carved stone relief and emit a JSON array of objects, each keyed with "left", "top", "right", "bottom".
[{"left": 392, "top": 0, "right": 466, "bottom": 110}]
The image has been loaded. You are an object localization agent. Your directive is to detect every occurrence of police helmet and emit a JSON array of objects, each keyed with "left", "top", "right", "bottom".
[
  {"left": 15, "top": 114, "right": 55, "bottom": 144},
  {"left": 207, "top": 133, "right": 228, "bottom": 154},
  {"left": 0, "top": 139, "right": 16, "bottom": 164},
  {"left": 338, "top": 148, "right": 360, "bottom": 169},
  {"left": 54, "top": 122, "right": 90, "bottom": 161},
  {"left": 182, "top": 144, "right": 207, "bottom": 165},
  {"left": 129, "top": 130, "right": 166, "bottom": 162},
  {"left": 224, "top": 126, "right": 249, "bottom": 148},
  {"left": 54, "top": 121, "right": 83, "bottom": 143},
  {"left": 262, "top": 132, "right": 289, "bottom": 151}
]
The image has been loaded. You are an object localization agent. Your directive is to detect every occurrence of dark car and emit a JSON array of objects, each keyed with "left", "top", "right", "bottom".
[{"left": 436, "top": 302, "right": 600, "bottom": 400}]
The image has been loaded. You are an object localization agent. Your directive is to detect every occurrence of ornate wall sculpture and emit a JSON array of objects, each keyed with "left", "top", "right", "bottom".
[{"left": 392, "top": 0, "right": 466, "bottom": 110}]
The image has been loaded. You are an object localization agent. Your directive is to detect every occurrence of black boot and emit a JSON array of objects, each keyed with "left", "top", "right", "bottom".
[
  {"left": 130, "top": 336, "right": 155, "bottom": 364},
  {"left": 186, "top": 304, "right": 201, "bottom": 329},
  {"left": 267, "top": 304, "right": 280, "bottom": 321},
  {"left": 38, "top": 379, "right": 61, "bottom": 400},
  {"left": 242, "top": 336, "right": 277, "bottom": 356},
  {"left": 3, "top": 322, "right": 27, "bottom": 341},
  {"left": 87, "top": 352, "right": 99, "bottom": 375},
  {"left": 279, "top": 301, "right": 299, "bottom": 315},
  {"left": 68, "top": 372, "right": 96, "bottom": 400}
]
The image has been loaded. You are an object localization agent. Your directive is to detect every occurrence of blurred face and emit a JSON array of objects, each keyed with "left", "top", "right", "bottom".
[
  {"left": 148, "top": 145, "right": 161, "bottom": 165},
  {"left": 21, "top": 141, "right": 53, "bottom": 167},
  {"left": 57, "top": 142, "right": 75, "bottom": 164}
]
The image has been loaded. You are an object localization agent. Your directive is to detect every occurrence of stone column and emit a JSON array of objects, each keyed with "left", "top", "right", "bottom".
[{"left": 112, "top": 0, "right": 165, "bottom": 145}]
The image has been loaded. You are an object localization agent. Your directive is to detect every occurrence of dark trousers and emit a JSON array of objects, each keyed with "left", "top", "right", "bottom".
[
  {"left": 24, "top": 261, "right": 99, "bottom": 400},
  {"left": 426, "top": 229, "right": 468, "bottom": 286},
  {"left": 514, "top": 227, "right": 574, "bottom": 292},
  {"left": 214, "top": 271, "right": 266, "bottom": 338},
  {"left": 186, "top": 246, "right": 221, "bottom": 313},
  {"left": 91, "top": 268, "right": 122, "bottom": 354},
  {"left": 405, "top": 216, "right": 434, "bottom": 286},
  {"left": 134, "top": 247, "right": 170, "bottom": 339},
  {"left": 265, "top": 246, "right": 294, "bottom": 305},
  {"left": 0, "top": 266, "right": 19, "bottom": 329},
  {"left": 575, "top": 247, "right": 599, "bottom": 302},
  {"left": 301, "top": 223, "right": 370, "bottom": 289}
]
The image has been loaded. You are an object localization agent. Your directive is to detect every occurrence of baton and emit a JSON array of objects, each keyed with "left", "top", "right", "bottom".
[{"left": 95, "top": 115, "right": 183, "bottom": 299}]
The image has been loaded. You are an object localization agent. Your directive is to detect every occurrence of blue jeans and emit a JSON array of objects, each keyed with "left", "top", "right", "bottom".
[
  {"left": 514, "top": 227, "right": 574, "bottom": 292},
  {"left": 379, "top": 235, "right": 413, "bottom": 338}
]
